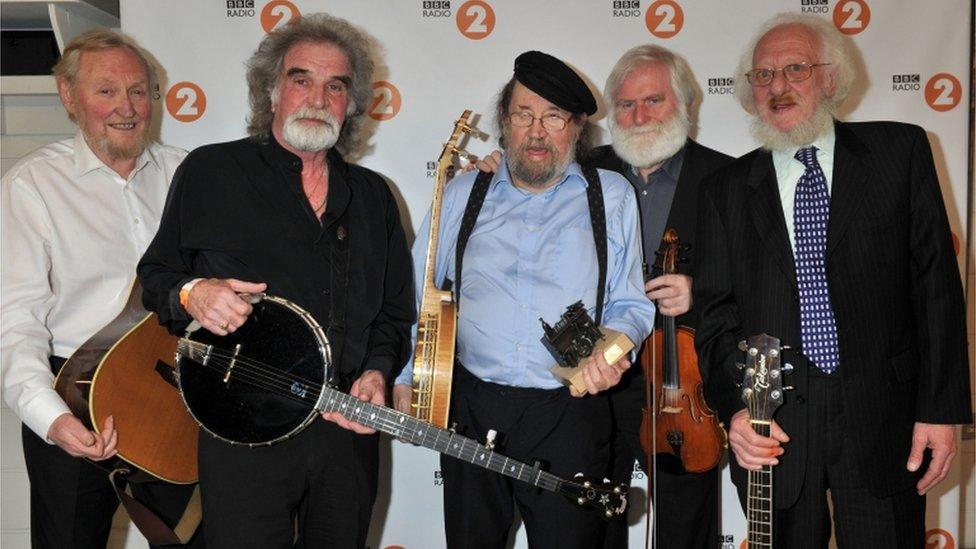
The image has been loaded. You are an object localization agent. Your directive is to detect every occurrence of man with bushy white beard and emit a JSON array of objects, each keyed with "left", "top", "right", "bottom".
[
  {"left": 138, "top": 13, "right": 414, "bottom": 548},
  {"left": 588, "top": 45, "right": 733, "bottom": 549},
  {"left": 695, "top": 13, "right": 970, "bottom": 546}
]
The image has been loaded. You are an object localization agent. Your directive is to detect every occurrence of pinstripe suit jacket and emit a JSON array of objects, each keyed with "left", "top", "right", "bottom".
[{"left": 693, "top": 120, "right": 971, "bottom": 507}]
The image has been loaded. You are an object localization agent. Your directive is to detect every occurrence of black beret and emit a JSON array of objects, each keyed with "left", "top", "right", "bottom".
[{"left": 513, "top": 51, "right": 597, "bottom": 116}]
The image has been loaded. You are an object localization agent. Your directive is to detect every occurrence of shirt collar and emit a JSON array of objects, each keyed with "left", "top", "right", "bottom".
[
  {"left": 492, "top": 154, "right": 587, "bottom": 195},
  {"left": 771, "top": 119, "right": 836, "bottom": 173},
  {"left": 73, "top": 129, "right": 157, "bottom": 181}
]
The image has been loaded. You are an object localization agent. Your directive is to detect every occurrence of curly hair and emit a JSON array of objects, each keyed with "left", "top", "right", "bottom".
[{"left": 245, "top": 13, "right": 374, "bottom": 155}]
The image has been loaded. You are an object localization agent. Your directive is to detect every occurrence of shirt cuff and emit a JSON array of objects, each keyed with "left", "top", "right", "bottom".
[{"left": 22, "top": 391, "right": 73, "bottom": 444}]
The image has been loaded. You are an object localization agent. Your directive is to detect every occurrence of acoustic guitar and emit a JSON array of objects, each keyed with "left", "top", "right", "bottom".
[
  {"left": 738, "top": 333, "right": 791, "bottom": 548},
  {"left": 173, "top": 293, "right": 628, "bottom": 517},
  {"left": 409, "top": 110, "right": 479, "bottom": 428},
  {"left": 53, "top": 279, "right": 199, "bottom": 484}
]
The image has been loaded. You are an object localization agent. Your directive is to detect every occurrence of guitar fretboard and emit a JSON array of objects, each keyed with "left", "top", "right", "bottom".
[
  {"left": 746, "top": 421, "right": 773, "bottom": 549},
  {"left": 318, "top": 387, "right": 562, "bottom": 492}
]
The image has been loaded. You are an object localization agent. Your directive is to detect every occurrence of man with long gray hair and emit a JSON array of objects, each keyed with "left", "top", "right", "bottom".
[
  {"left": 591, "top": 44, "right": 732, "bottom": 549},
  {"left": 138, "top": 13, "right": 414, "bottom": 547},
  {"left": 695, "top": 13, "right": 970, "bottom": 546}
]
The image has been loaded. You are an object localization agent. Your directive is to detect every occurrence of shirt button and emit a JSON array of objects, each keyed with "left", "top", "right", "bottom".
[
  {"left": 516, "top": 344, "right": 522, "bottom": 351},
  {"left": 133, "top": 218, "right": 140, "bottom": 224},
  {"left": 641, "top": 190, "right": 648, "bottom": 196}
]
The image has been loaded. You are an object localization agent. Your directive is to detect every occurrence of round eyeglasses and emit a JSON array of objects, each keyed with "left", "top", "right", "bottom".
[
  {"left": 508, "top": 111, "right": 570, "bottom": 132},
  {"left": 745, "top": 62, "right": 831, "bottom": 86}
]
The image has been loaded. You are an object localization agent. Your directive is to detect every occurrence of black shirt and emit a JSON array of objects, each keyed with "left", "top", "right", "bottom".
[{"left": 138, "top": 136, "right": 415, "bottom": 385}]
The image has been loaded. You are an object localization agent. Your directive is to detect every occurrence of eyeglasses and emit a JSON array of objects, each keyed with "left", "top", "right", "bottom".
[
  {"left": 508, "top": 111, "right": 570, "bottom": 132},
  {"left": 745, "top": 62, "right": 831, "bottom": 86}
]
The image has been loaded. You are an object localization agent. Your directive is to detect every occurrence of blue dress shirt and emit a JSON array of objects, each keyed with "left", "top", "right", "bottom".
[{"left": 396, "top": 158, "right": 655, "bottom": 390}]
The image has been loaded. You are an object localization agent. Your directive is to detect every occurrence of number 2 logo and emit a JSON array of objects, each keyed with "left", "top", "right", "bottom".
[
  {"left": 456, "top": 0, "right": 496, "bottom": 40},
  {"left": 833, "top": 0, "right": 870, "bottom": 35},
  {"left": 369, "top": 81, "right": 402, "bottom": 121},
  {"left": 925, "top": 73, "right": 961, "bottom": 112},
  {"left": 166, "top": 82, "right": 207, "bottom": 123},
  {"left": 645, "top": 0, "right": 683, "bottom": 39},
  {"left": 261, "top": 0, "right": 300, "bottom": 34}
]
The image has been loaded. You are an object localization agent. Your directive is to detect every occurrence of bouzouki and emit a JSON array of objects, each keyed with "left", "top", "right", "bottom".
[
  {"left": 409, "top": 110, "right": 479, "bottom": 428},
  {"left": 54, "top": 279, "right": 199, "bottom": 484},
  {"left": 174, "top": 293, "right": 628, "bottom": 517},
  {"left": 738, "top": 333, "right": 791, "bottom": 549}
]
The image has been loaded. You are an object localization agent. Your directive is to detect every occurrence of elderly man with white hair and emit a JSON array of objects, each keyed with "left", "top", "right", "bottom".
[{"left": 694, "top": 13, "right": 970, "bottom": 547}]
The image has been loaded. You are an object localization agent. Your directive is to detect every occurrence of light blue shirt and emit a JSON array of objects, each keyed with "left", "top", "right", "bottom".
[
  {"left": 396, "top": 158, "right": 655, "bottom": 389},
  {"left": 771, "top": 123, "right": 836, "bottom": 251}
]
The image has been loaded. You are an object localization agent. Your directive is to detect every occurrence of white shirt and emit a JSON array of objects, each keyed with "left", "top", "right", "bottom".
[
  {"left": 771, "top": 125, "right": 836, "bottom": 251},
  {"left": 1, "top": 131, "right": 186, "bottom": 440}
]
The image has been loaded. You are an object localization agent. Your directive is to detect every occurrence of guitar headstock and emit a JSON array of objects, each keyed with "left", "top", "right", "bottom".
[
  {"left": 436, "top": 110, "right": 481, "bottom": 177},
  {"left": 737, "top": 333, "right": 786, "bottom": 423},
  {"left": 558, "top": 476, "right": 628, "bottom": 519}
]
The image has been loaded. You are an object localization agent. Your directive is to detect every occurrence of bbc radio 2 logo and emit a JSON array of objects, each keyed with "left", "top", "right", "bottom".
[
  {"left": 610, "top": 0, "right": 641, "bottom": 18},
  {"left": 925, "top": 73, "right": 961, "bottom": 112},
  {"left": 456, "top": 0, "right": 495, "bottom": 40},
  {"left": 421, "top": 0, "right": 451, "bottom": 18},
  {"left": 707, "top": 77, "right": 734, "bottom": 96},
  {"left": 645, "top": 0, "right": 683, "bottom": 39},
  {"left": 261, "top": 0, "right": 300, "bottom": 33},
  {"left": 166, "top": 82, "right": 207, "bottom": 123},
  {"left": 425, "top": 160, "right": 458, "bottom": 180},
  {"left": 926, "top": 528, "right": 955, "bottom": 549},
  {"left": 370, "top": 81, "right": 402, "bottom": 121},
  {"left": 226, "top": 0, "right": 255, "bottom": 18},
  {"left": 833, "top": 0, "right": 870, "bottom": 35}
]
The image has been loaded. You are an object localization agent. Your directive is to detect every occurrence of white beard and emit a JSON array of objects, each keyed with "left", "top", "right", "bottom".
[
  {"left": 751, "top": 98, "right": 835, "bottom": 152},
  {"left": 282, "top": 106, "right": 340, "bottom": 151},
  {"left": 609, "top": 111, "right": 690, "bottom": 170}
]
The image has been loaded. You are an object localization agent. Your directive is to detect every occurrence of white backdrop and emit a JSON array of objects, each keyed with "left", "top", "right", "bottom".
[{"left": 120, "top": 1, "right": 972, "bottom": 547}]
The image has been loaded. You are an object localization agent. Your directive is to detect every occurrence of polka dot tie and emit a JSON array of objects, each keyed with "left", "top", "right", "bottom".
[{"left": 794, "top": 146, "right": 839, "bottom": 374}]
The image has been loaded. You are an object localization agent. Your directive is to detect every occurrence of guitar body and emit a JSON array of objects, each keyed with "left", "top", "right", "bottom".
[
  {"left": 176, "top": 295, "right": 330, "bottom": 446},
  {"left": 54, "top": 280, "right": 199, "bottom": 484},
  {"left": 411, "top": 299, "right": 456, "bottom": 428},
  {"left": 91, "top": 315, "right": 198, "bottom": 483}
]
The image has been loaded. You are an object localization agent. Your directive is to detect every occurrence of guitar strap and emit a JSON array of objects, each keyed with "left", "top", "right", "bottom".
[
  {"left": 110, "top": 470, "right": 202, "bottom": 545},
  {"left": 454, "top": 166, "right": 608, "bottom": 324}
]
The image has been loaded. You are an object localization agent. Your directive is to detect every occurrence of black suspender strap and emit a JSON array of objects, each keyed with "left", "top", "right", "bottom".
[
  {"left": 580, "top": 163, "right": 608, "bottom": 326},
  {"left": 453, "top": 170, "right": 493, "bottom": 309},
  {"left": 453, "top": 166, "right": 608, "bottom": 325}
]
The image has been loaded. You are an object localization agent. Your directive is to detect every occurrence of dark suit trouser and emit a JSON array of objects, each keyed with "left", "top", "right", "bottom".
[
  {"left": 196, "top": 418, "right": 378, "bottom": 549},
  {"left": 22, "top": 424, "right": 203, "bottom": 549},
  {"left": 442, "top": 365, "right": 611, "bottom": 549},
  {"left": 738, "top": 373, "right": 925, "bottom": 548},
  {"left": 603, "top": 369, "right": 719, "bottom": 549}
]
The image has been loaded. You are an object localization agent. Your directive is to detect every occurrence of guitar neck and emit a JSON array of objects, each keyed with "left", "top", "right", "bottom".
[
  {"left": 746, "top": 421, "right": 773, "bottom": 549},
  {"left": 317, "top": 386, "right": 562, "bottom": 493}
]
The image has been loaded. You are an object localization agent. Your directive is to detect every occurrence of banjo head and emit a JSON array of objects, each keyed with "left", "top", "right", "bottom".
[{"left": 176, "top": 295, "right": 331, "bottom": 446}]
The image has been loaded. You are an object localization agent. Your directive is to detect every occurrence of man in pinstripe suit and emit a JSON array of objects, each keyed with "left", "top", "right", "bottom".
[{"left": 694, "top": 13, "right": 971, "bottom": 547}]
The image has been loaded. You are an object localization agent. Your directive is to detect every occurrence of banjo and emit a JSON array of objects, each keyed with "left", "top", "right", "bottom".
[{"left": 176, "top": 293, "right": 628, "bottom": 517}]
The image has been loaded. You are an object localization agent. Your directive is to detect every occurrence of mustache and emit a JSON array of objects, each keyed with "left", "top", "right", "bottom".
[
  {"left": 767, "top": 94, "right": 798, "bottom": 107},
  {"left": 519, "top": 137, "right": 556, "bottom": 155},
  {"left": 287, "top": 106, "right": 338, "bottom": 127}
]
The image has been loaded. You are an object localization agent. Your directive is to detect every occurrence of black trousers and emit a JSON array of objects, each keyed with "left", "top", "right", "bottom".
[
  {"left": 196, "top": 417, "right": 378, "bottom": 549},
  {"left": 733, "top": 373, "right": 925, "bottom": 548},
  {"left": 22, "top": 424, "right": 203, "bottom": 549},
  {"left": 441, "top": 365, "right": 612, "bottom": 549},
  {"left": 603, "top": 369, "right": 719, "bottom": 549}
]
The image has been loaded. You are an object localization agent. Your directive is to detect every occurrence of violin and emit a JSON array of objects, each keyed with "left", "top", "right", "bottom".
[{"left": 639, "top": 229, "right": 726, "bottom": 473}]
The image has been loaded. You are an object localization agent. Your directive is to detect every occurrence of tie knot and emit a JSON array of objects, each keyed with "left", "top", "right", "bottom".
[{"left": 794, "top": 146, "right": 820, "bottom": 170}]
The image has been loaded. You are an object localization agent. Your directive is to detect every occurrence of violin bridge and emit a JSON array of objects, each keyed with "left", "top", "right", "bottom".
[{"left": 222, "top": 343, "right": 242, "bottom": 384}]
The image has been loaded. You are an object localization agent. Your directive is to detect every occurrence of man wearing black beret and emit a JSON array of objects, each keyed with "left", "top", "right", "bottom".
[{"left": 394, "top": 51, "right": 654, "bottom": 548}]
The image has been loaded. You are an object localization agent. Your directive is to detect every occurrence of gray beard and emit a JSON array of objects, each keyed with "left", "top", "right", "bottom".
[
  {"left": 507, "top": 135, "right": 577, "bottom": 189},
  {"left": 282, "top": 106, "right": 340, "bottom": 152},
  {"left": 608, "top": 112, "right": 690, "bottom": 170},
  {"left": 751, "top": 100, "right": 835, "bottom": 152}
]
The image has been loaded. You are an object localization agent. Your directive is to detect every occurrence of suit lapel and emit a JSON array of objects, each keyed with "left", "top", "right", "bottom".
[
  {"left": 747, "top": 151, "right": 797, "bottom": 289},
  {"left": 826, "top": 122, "right": 870, "bottom": 259}
]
